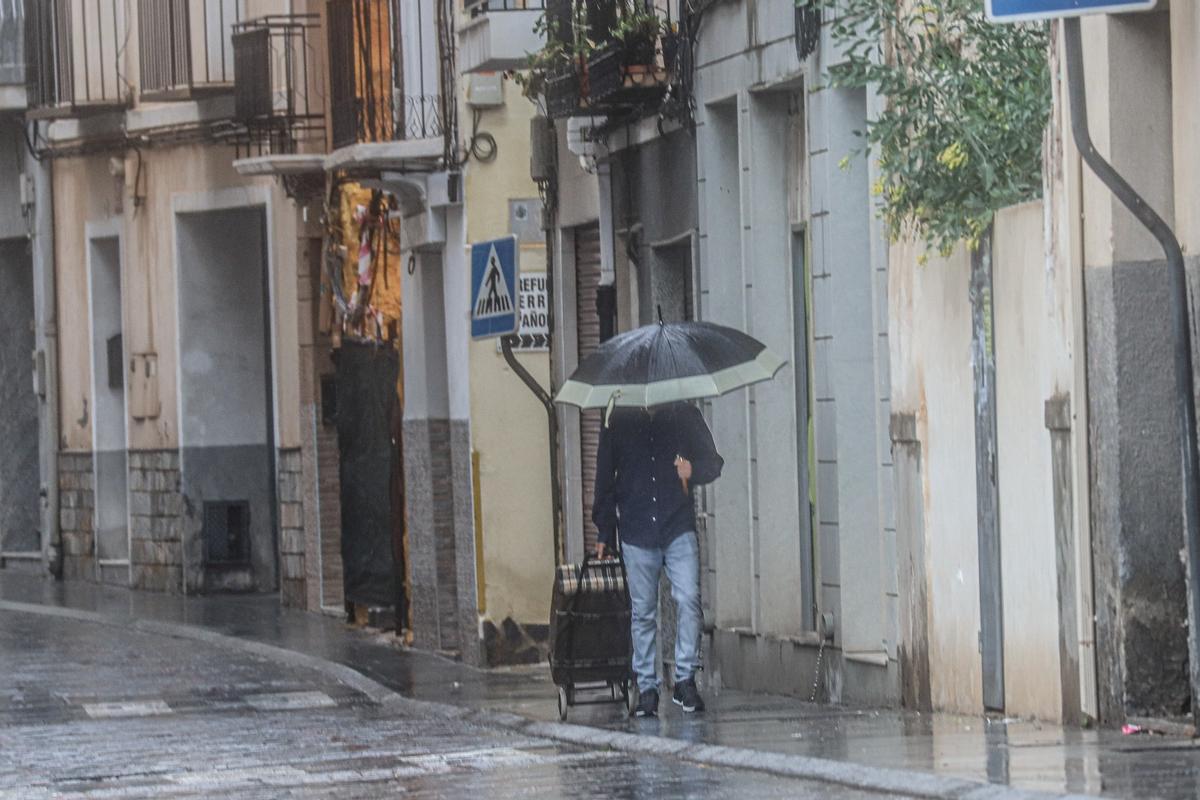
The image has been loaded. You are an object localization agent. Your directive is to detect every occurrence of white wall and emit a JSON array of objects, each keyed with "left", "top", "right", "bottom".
[
  {"left": 992, "top": 201, "right": 1064, "bottom": 721},
  {"left": 176, "top": 208, "right": 269, "bottom": 448},
  {"left": 889, "top": 238, "right": 983, "bottom": 713}
]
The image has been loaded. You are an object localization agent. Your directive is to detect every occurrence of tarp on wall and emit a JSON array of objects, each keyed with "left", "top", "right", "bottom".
[{"left": 336, "top": 340, "right": 403, "bottom": 609}]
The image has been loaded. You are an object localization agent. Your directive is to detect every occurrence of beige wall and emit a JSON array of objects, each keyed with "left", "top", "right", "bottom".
[
  {"left": 54, "top": 144, "right": 304, "bottom": 454},
  {"left": 1171, "top": 2, "right": 1200, "bottom": 254},
  {"left": 463, "top": 77, "right": 555, "bottom": 626},
  {"left": 889, "top": 238, "right": 984, "bottom": 714},
  {"left": 890, "top": 198, "right": 1087, "bottom": 721},
  {"left": 992, "top": 201, "right": 1063, "bottom": 721}
]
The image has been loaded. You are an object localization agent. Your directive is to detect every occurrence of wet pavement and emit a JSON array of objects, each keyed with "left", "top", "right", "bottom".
[
  {"left": 3, "top": 572, "right": 1200, "bottom": 798},
  {"left": 0, "top": 608, "right": 878, "bottom": 799}
]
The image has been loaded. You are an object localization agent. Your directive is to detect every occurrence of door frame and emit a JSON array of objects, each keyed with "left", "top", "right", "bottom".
[
  {"left": 170, "top": 186, "right": 281, "bottom": 590},
  {"left": 85, "top": 218, "right": 129, "bottom": 584}
]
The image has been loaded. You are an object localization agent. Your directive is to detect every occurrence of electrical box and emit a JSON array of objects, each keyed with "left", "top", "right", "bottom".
[
  {"left": 18, "top": 173, "right": 34, "bottom": 208},
  {"left": 129, "top": 352, "right": 161, "bottom": 420},
  {"left": 530, "top": 116, "right": 556, "bottom": 183},
  {"left": 509, "top": 198, "right": 544, "bottom": 244},
  {"left": 467, "top": 73, "right": 504, "bottom": 108},
  {"left": 31, "top": 349, "right": 46, "bottom": 398}
]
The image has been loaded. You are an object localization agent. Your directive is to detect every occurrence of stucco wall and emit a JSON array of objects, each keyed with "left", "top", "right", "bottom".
[
  {"left": 889, "top": 238, "right": 983, "bottom": 714},
  {"left": 464, "top": 78, "right": 554, "bottom": 628},
  {"left": 53, "top": 146, "right": 302, "bottom": 454},
  {"left": 891, "top": 201, "right": 1084, "bottom": 721},
  {"left": 992, "top": 201, "right": 1065, "bottom": 721}
]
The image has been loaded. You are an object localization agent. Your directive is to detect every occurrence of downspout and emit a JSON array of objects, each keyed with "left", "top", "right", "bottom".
[
  {"left": 1063, "top": 18, "right": 1200, "bottom": 728},
  {"left": 24, "top": 121, "right": 60, "bottom": 577}
]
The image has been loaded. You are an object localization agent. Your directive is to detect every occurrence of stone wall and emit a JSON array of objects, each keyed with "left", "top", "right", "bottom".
[
  {"left": 317, "top": 417, "right": 344, "bottom": 610},
  {"left": 128, "top": 450, "right": 183, "bottom": 593},
  {"left": 278, "top": 448, "right": 306, "bottom": 608},
  {"left": 58, "top": 452, "right": 95, "bottom": 581}
]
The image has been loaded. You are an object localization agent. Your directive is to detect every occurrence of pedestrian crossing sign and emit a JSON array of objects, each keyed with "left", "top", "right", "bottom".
[{"left": 470, "top": 235, "right": 520, "bottom": 339}]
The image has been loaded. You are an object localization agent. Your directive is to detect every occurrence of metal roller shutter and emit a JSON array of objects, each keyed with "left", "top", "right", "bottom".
[{"left": 575, "top": 224, "right": 602, "bottom": 554}]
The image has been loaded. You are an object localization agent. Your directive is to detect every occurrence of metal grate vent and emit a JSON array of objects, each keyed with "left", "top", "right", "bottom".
[{"left": 203, "top": 501, "right": 251, "bottom": 565}]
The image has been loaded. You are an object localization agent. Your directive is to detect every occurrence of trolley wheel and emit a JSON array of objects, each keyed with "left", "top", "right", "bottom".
[
  {"left": 625, "top": 681, "right": 639, "bottom": 716},
  {"left": 557, "top": 686, "right": 569, "bottom": 721}
]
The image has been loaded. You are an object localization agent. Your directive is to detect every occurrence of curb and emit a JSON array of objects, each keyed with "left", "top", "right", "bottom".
[{"left": 0, "top": 599, "right": 1095, "bottom": 800}]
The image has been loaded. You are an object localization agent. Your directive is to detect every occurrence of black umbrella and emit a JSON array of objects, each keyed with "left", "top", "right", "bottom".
[{"left": 554, "top": 319, "right": 786, "bottom": 409}]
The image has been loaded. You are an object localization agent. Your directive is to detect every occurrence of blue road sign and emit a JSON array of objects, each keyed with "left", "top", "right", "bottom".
[
  {"left": 986, "top": 0, "right": 1155, "bottom": 22},
  {"left": 470, "top": 236, "right": 520, "bottom": 340}
]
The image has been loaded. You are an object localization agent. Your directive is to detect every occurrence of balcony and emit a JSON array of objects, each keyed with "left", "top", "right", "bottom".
[
  {"left": 326, "top": 0, "right": 445, "bottom": 170},
  {"left": 0, "top": 3, "right": 24, "bottom": 108},
  {"left": 459, "top": 0, "right": 545, "bottom": 74},
  {"left": 25, "top": 0, "right": 127, "bottom": 117},
  {"left": 138, "top": 0, "right": 241, "bottom": 101},
  {"left": 231, "top": 14, "right": 325, "bottom": 156}
]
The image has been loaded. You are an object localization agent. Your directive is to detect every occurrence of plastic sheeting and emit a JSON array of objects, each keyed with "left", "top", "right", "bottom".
[{"left": 336, "top": 340, "right": 404, "bottom": 610}]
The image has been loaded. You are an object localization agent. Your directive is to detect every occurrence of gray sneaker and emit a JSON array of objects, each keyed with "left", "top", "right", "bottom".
[{"left": 634, "top": 687, "right": 659, "bottom": 717}]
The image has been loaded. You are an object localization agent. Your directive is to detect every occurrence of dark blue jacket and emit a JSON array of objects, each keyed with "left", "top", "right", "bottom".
[{"left": 592, "top": 403, "right": 723, "bottom": 550}]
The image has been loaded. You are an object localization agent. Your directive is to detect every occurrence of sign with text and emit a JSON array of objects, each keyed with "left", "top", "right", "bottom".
[
  {"left": 986, "top": 0, "right": 1155, "bottom": 22},
  {"left": 513, "top": 272, "right": 549, "bottom": 351}
]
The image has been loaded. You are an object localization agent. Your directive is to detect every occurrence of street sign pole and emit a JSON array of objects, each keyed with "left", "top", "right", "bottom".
[{"left": 1060, "top": 17, "right": 1200, "bottom": 729}]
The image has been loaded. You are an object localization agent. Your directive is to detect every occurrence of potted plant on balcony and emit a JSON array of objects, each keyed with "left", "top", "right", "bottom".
[
  {"left": 514, "top": 2, "right": 597, "bottom": 118},
  {"left": 586, "top": 3, "right": 669, "bottom": 108}
]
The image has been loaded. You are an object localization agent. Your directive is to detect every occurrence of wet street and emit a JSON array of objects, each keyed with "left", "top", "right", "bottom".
[{"left": 0, "top": 608, "right": 902, "bottom": 799}]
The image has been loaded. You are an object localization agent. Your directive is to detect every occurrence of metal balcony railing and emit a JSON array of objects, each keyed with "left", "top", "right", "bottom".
[
  {"left": 464, "top": 0, "right": 546, "bottom": 16},
  {"left": 326, "top": 0, "right": 443, "bottom": 152},
  {"left": 138, "top": 0, "right": 241, "bottom": 100},
  {"left": 0, "top": 3, "right": 24, "bottom": 86},
  {"left": 232, "top": 14, "right": 325, "bottom": 154},
  {"left": 25, "top": 0, "right": 126, "bottom": 114}
]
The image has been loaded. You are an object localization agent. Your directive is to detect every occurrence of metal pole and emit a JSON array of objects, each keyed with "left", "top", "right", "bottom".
[
  {"left": 1063, "top": 17, "right": 1200, "bottom": 727},
  {"left": 501, "top": 335, "right": 566, "bottom": 566},
  {"left": 500, "top": 334, "right": 564, "bottom": 564}
]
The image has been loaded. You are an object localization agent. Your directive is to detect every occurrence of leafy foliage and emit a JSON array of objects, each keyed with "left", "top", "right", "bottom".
[
  {"left": 513, "top": 1, "right": 671, "bottom": 101},
  {"left": 826, "top": 0, "right": 1051, "bottom": 254}
]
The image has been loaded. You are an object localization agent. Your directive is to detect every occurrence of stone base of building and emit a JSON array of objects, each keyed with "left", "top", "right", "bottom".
[
  {"left": 128, "top": 450, "right": 184, "bottom": 593},
  {"left": 710, "top": 627, "right": 899, "bottom": 707},
  {"left": 483, "top": 618, "right": 549, "bottom": 666},
  {"left": 58, "top": 452, "right": 95, "bottom": 581},
  {"left": 404, "top": 418, "right": 481, "bottom": 665},
  {"left": 278, "top": 448, "right": 307, "bottom": 608}
]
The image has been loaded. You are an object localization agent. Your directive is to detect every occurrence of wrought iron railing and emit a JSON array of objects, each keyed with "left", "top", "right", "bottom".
[
  {"left": 0, "top": 2, "right": 24, "bottom": 86},
  {"left": 138, "top": 0, "right": 241, "bottom": 100},
  {"left": 464, "top": 0, "right": 546, "bottom": 16},
  {"left": 25, "top": 0, "right": 126, "bottom": 113},
  {"left": 326, "top": 0, "right": 443, "bottom": 151},
  {"left": 231, "top": 14, "right": 324, "bottom": 154}
]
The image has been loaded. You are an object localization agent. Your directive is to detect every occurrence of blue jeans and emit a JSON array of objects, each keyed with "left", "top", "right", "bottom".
[{"left": 624, "top": 532, "right": 702, "bottom": 693}]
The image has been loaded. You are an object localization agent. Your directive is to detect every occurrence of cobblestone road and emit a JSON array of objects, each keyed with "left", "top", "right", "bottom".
[{"left": 0, "top": 610, "right": 906, "bottom": 799}]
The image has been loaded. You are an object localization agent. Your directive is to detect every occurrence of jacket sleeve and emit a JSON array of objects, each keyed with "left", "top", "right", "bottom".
[
  {"left": 681, "top": 405, "right": 723, "bottom": 486},
  {"left": 591, "top": 421, "right": 618, "bottom": 548}
]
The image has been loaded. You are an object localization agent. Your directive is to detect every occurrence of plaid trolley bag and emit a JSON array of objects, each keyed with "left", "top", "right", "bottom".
[{"left": 548, "top": 554, "right": 636, "bottom": 719}]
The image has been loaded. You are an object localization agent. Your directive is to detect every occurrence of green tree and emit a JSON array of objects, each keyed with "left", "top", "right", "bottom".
[{"left": 826, "top": 0, "right": 1051, "bottom": 256}]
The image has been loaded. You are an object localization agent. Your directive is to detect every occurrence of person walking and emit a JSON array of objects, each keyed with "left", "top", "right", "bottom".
[{"left": 592, "top": 401, "right": 723, "bottom": 717}]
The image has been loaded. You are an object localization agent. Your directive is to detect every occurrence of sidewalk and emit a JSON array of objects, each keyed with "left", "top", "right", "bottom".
[{"left": 2, "top": 573, "right": 1197, "bottom": 799}]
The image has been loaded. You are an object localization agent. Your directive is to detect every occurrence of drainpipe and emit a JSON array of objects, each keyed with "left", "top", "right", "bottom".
[
  {"left": 1064, "top": 18, "right": 1200, "bottom": 728},
  {"left": 24, "top": 121, "right": 60, "bottom": 577}
]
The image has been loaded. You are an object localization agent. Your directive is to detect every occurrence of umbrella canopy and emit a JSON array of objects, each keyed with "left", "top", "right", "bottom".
[{"left": 554, "top": 320, "right": 786, "bottom": 409}]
